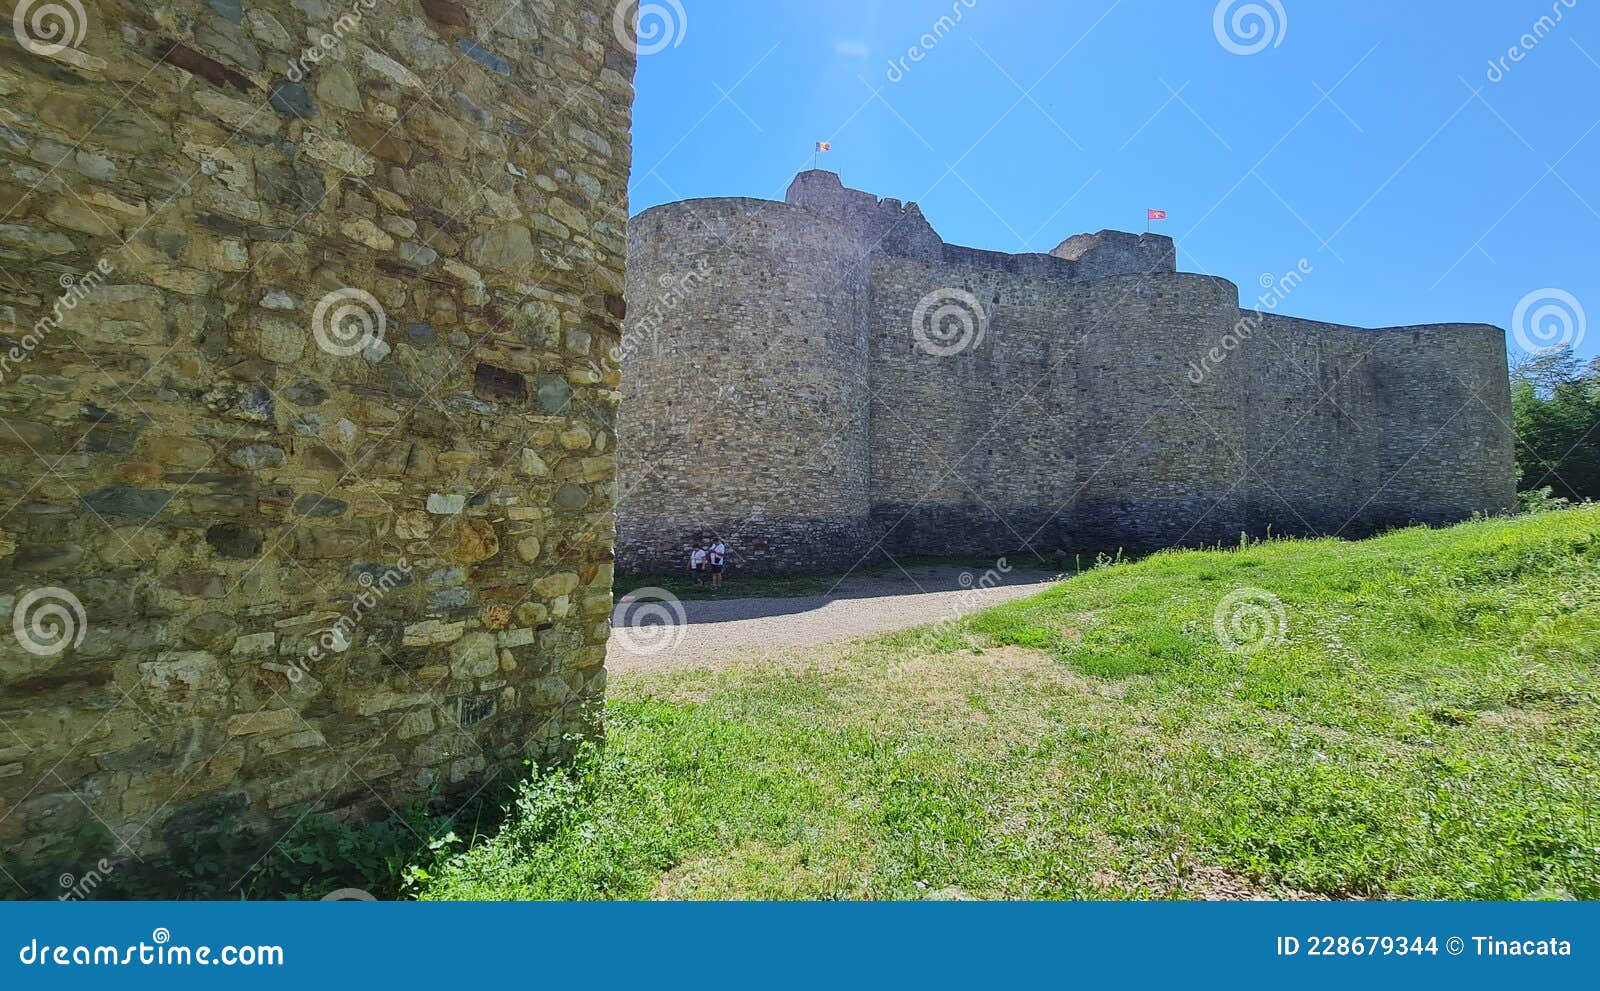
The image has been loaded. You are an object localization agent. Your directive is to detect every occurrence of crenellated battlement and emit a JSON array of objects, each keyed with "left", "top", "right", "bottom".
[{"left": 783, "top": 170, "right": 1176, "bottom": 281}]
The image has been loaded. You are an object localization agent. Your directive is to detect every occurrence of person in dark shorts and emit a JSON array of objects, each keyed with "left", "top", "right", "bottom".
[
  {"left": 689, "top": 545, "right": 709, "bottom": 585},
  {"left": 709, "top": 538, "right": 728, "bottom": 588}
]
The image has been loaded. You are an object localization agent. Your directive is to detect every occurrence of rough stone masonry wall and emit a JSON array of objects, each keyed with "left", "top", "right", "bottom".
[
  {"left": 869, "top": 261, "right": 1256, "bottom": 557},
  {"left": 617, "top": 198, "right": 872, "bottom": 576},
  {"left": 871, "top": 254, "right": 1517, "bottom": 555},
  {"left": 0, "top": 0, "right": 634, "bottom": 872},
  {"left": 1241, "top": 315, "right": 1516, "bottom": 535},
  {"left": 619, "top": 172, "right": 1517, "bottom": 576}
]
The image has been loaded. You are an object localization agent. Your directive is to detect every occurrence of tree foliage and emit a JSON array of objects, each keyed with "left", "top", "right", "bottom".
[{"left": 1510, "top": 346, "right": 1600, "bottom": 501}]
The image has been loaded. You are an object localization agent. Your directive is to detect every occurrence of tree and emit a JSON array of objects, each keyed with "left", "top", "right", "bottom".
[{"left": 1511, "top": 345, "right": 1600, "bottom": 501}]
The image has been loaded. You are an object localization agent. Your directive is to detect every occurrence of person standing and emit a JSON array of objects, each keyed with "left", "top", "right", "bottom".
[
  {"left": 689, "top": 545, "right": 709, "bottom": 585},
  {"left": 709, "top": 537, "right": 728, "bottom": 589}
]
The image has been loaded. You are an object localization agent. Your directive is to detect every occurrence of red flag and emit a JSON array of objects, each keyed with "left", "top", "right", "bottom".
[{"left": 1147, "top": 209, "right": 1167, "bottom": 221}]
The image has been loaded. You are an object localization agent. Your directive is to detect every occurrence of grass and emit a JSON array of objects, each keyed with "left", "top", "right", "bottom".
[{"left": 421, "top": 509, "right": 1600, "bottom": 901}]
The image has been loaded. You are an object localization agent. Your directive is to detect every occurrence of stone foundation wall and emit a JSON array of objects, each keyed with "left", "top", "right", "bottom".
[{"left": 0, "top": 0, "right": 634, "bottom": 873}]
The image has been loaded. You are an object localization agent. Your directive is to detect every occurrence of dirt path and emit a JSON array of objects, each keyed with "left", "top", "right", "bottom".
[{"left": 608, "top": 565, "right": 1061, "bottom": 674}]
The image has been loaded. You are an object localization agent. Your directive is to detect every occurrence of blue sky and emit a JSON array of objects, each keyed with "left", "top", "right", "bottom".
[{"left": 629, "top": 0, "right": 1598, "bottom": 365}]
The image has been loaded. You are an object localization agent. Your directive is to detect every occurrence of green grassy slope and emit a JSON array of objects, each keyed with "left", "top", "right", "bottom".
[{"left": 421, "top": 509, "right": 1600, "bottom": 901}]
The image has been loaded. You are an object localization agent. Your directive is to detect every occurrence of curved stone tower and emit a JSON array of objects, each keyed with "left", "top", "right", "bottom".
[
  {"left": 618, "top": 198, "right": 872, "bottom": 575},
  {"left": 618, "top": 171, "right": 1518, "bottom": 576},
  {"left": 0, "top": 0, "right": 634, "bottom": 877}
]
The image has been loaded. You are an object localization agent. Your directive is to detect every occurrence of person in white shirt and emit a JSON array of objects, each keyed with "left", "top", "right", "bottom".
[
  {"left": 708, "top": 539, "right": 728, "bottom": 588},
  {"left": 689, "top": 546, "right": 709, "bottom": 585}
]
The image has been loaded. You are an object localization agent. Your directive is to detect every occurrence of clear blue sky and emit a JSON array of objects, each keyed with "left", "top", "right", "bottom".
[{"left": 629, "top": 0, "right": 1598, "bottom": 365}]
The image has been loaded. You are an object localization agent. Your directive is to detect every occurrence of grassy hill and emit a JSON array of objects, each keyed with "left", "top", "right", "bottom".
[{"left": 420, "top": 508, "right": 1600, "bottom": 901}]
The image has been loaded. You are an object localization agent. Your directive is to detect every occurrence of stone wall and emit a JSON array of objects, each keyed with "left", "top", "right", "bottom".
[
  {"left": 0, "top": 0, "right": 634, "bottom": 873},
  {"left": 1232, "top": 315, "right": 1517, "bottom": 537},
  {"left": 618, "top": 171, "right": 1517, "bottom": 576},
  {"left": 618, "top": 198, "right": 872, "bottom": 576},
  {"left": 870, "top": 263, "right": 1257, "bottom": 557}
]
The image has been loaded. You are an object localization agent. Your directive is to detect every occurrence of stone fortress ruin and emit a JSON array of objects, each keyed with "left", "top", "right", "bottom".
[{"left": 618, "top": 171, "right": 1517, "bottom": 576}]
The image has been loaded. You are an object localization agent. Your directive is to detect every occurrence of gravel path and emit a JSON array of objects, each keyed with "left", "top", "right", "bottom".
[{"left": 608, "top": 565, "right": 1061, "bottom": 674}]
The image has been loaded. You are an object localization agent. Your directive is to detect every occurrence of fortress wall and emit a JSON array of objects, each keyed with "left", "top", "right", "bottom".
[
  {"left": 1049, "top": 231, "right": 1178, "bottom": 281},
  {"left": 866, "top": 258, "right": 1083, "bottom": 557},
  {"left": 1068, "top": 274, "right": 1253, "bottom": 550},
  {"left": 618, "top": 199, "right": 872, "bottom": 575},
  {"left": 867, "top": 262, "right": 1252, "bottom": 557},
  {"left": 1240, "top": 315, "right": 1387, "bottom": 535},
  {"left": 0, "top": 0, "right": 633, "bottom": 872},
  {"left": 1362, "top": 324, "right": 1517, "bottom": 528},
  {"left": 617, "top": 172, "right": 1519, "bottom": 576},
  {"left": 785, "top": 172, "right": 1179, "bottom": 285},
  {"left": 1243, "top": 317, "right": 1517, "bottom": 535},
  {"left": 785, "top": 170, "right": 943, "bottom": 261}
]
